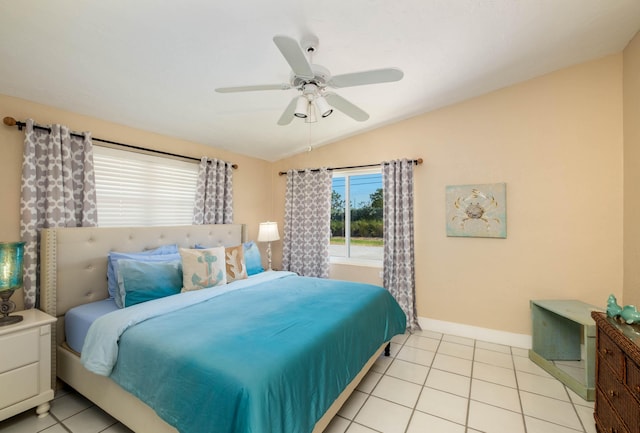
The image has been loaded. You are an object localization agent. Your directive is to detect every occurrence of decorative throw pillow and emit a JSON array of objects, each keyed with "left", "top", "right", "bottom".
[
  {"left": 179, "top": 247, "right": 227, "bottom": 292},
  {"left": 117, "top": 259, "right": 182, "bottom": 308},
  {"left": 225, "top": 245, "right": 248, "bottom": 282},
  {"left": 243, "top": 241, "right": 264, "bottom": 276}
]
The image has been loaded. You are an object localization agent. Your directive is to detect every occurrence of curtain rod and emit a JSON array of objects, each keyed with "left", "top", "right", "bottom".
[
  {"left": 278, "top": 158, "right": 423, "bottom": 176},
  {"left": 3, "top": 116, "right": 238, "bottom": 169}
]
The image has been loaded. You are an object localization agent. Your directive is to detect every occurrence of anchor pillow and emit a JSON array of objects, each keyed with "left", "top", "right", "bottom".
[{"left": 179, "top": 247, "right": 227, "bottom": 292}]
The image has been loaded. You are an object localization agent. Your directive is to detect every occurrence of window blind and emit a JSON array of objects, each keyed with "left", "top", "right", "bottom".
[{"left": 93, "top": 146, "right": 198, "bottom": 227}]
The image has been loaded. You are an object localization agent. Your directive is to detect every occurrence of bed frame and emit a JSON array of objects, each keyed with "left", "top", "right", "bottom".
[{"left": 39, "top": 224, "right": 385, "bottom": 433}]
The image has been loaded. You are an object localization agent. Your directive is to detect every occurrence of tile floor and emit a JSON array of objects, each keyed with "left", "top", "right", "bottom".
[{"left": 0, "top": 329, "right": 596, "bottom": 433}]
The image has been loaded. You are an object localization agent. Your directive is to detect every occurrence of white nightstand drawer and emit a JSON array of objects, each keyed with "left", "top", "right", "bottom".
[
  {"left": 0, "top": 363, "right": 39, "bottom": 408},
  {"left": 0, "top": 328, "right": 39, "bottom": 374}
]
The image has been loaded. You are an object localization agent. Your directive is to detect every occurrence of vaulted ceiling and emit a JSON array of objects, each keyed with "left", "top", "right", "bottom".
[{"left": 1, "top": 1, "right": 639, "bottom": 161}]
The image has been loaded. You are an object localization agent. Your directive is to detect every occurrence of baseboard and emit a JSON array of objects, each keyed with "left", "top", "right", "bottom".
[{"left": 418, "top": 316, "right": 532, "bottom": 349}]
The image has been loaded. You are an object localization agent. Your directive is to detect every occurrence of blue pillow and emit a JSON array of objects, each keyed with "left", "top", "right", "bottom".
[
  {"left": 107, "top": 244, "right": 179, "bottom": 301},
  {"left": 148, "top": 244, "right": 179, "bottom": 255},
  {"left": 243, "top": 241, "right": 264, "bottom": 276},
  {"left": 117, "top": 259, "right": 182, "bottom": 308}
]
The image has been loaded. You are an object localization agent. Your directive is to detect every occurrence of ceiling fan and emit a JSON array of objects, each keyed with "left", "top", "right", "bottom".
[{"left": 215, "top": 35, "right": 404, "bottom": 125}]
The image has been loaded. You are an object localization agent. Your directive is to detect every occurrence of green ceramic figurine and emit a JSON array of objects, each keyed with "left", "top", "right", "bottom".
[
  {"left": 621, "top": 305, "right": 640, "bottom": 324},
  {"left": 607, "top": 294, "right": 623, "bottom": 318},
  {"left": 607, "top": 294, "right": 640, "bottom": 324}
]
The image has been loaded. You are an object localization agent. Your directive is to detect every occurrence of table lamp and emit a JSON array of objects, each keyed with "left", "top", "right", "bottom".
[
  {"left": 0, "top": 241, "right": 25, "bottom": 326},
  {"left": 257, "top": 222, "right": 280, "bottom": 271}
]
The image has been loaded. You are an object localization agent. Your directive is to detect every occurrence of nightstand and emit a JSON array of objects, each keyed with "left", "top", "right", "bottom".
[{"left": 0, "top": 309, "right": 56, "bottom": 421}]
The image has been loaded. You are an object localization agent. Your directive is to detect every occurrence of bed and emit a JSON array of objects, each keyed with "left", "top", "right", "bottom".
[{"left": 39, "top": 224, "right": 406, "bottom": 433}]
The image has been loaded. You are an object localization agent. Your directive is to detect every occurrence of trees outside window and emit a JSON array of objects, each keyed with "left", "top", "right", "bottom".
[{"left": 330, "top": 170, "right": 383, "bottom": 262}]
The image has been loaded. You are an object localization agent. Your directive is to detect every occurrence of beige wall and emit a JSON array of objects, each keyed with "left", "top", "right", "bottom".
[
  {"left": 273, "top": 54, "right": 624, "bottom": 335},
  {"left": 624, "top": 32, "right": 640, "bottom": 307},
  {"left": 0, "top": 94, "right": 273, "bottom": 310}
]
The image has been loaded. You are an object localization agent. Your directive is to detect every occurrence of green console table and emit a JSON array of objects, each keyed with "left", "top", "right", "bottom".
[{"left": 529, "top": 299, "right": 603, "bottom": 401}]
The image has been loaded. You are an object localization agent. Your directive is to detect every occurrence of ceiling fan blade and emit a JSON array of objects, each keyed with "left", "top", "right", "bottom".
[
  {"left": 324, "top": 93, "right": 369, "bottom": 122},
  {"left": 273, "top": 35, "right": 314, "bottom": 79},
  {"left": 329, "top": 68, "right": 404, "bottom": 88},
  {"left": 215, "top": 83, "right": 291, "bottom": 93},
  {"left": 277, "top": 97, "right": 298, "bottom": 126}
]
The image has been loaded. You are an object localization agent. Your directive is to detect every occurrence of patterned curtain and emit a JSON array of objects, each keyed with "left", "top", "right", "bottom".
[
  {"left": 382, "top": 159, "right": 420, "bottom": 331},
  {"left": 282, "top": 169, "right": 332, "bottom": 278},
  {"left": 193, "top": 157, "right": 233, "bottom": 224},
  {"left": 20, "top": 119, "right": 98, "bottom": 309}
]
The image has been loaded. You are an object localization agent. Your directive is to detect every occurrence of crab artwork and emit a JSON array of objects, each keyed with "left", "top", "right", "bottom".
[
  {"left": 453, "top": 189, "right": 499, "bottom": 229},
  {"left": 446, "top": 183, "right": 507, "bottom": 238}
]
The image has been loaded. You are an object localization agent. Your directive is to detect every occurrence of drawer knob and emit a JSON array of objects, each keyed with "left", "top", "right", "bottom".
[
  {"left": 603, "top": 348, "right": 612, "bottom": 355},
  {"left": 609, "top": 389, "right": 617, "bottom": 398}
]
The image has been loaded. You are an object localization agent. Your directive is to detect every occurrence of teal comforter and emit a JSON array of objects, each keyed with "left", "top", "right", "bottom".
[{"left": 85, "top": 273, "right": 406, "bottom": 433}]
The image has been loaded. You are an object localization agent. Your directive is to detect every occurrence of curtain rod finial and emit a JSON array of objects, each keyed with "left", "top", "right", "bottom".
[{"left": 3, "top": 116, "right": 17, "bottom": 127}]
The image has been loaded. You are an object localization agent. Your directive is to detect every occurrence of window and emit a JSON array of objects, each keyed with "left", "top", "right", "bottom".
[
  {"left": 93, "top": 146, "right": 199, "bottom": 227},
  {"left": 330, "top": 168, "right": 383, "bottom": 264}
]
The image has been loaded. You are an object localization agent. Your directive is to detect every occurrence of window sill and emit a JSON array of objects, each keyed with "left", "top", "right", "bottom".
[{"left": 330, "top": 257, "right": 383, "bottom": 268}]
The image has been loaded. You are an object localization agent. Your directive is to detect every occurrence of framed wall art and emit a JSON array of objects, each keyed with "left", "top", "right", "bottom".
[{"left": 446, "top": 183, "right": 507, "bottom": 238}]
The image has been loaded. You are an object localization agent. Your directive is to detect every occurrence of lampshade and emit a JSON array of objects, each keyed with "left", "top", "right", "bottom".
[
  {"left": 314, "top": 95, "right": 333, "bottom": 118},
  {"left": 0, "top": 241, "right": 25, "bottom": 290},
  {"left": 294, "top": 96, "right": 308, "bottom": 118},
  {"left": 257, "top": 222, "right": 280, "bottom": 242}
]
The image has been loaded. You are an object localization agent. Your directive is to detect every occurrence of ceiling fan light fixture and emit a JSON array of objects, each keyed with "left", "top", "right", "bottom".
[
  {"left": 314, "top": 95, "right": 333, "bottom": 118},
  {"left": 294, "top": 96, "right": 308, "bottom": 118}
]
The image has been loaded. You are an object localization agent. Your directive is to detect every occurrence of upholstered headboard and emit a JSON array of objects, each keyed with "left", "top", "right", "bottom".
[{"left": 39, "top": 224, "right": 246, "bottom": 346}]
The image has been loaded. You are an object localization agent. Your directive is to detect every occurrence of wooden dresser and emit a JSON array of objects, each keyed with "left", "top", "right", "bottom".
[{"left": 591, "top": 311, "right": 640, "bottom": 433}]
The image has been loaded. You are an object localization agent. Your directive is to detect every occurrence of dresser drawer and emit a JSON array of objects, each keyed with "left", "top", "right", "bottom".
[
  {"left": 0, "top": 363, "right": 39, "bottom": 409},
  {"left": 626, "top": 358, "right": 640, "bottom": 404},
  {"left": 599, "top": 329, "right": 625, "bottom": 381},
  {"left": 0, "top": 328, "right": 40, "bottom": 374},
  {"left": 596, "top": 387, "right": 631, "bottom": 433},
  {"left": 599, "top": 362, "right": 640, "bottom": 433}
]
